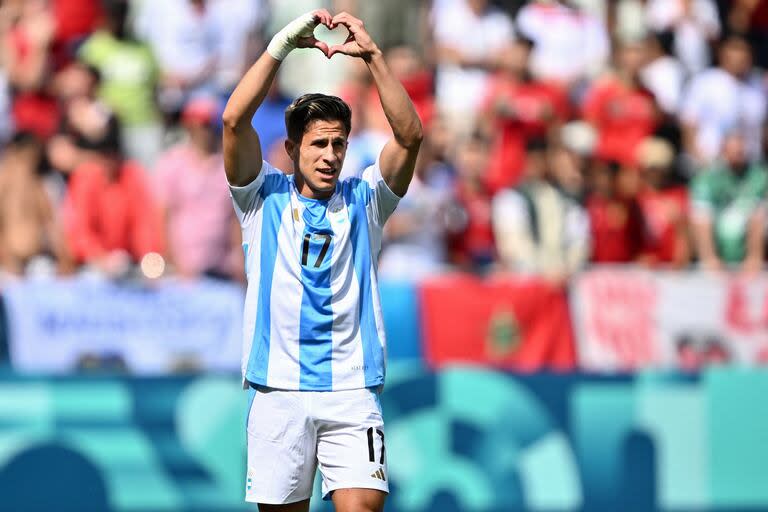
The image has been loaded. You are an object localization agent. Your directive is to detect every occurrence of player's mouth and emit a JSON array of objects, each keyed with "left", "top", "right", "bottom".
[{"left": 316, "top": 167, "right": 337, "bottom": 177}]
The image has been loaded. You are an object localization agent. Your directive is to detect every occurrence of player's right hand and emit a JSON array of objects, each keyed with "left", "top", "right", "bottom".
[{"left": 295, "top": 9, "right": 333, "bottom": 57}]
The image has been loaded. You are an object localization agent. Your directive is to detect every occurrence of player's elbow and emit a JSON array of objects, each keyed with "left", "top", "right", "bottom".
[
  {"left": 221, "top": 106, "right": 246, "bottom": 132},
  {"left": 399, "top": 118, "right": 423, "bottom": 150}
]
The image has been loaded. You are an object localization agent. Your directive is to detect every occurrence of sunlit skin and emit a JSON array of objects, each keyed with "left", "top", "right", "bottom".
[{"left": 285, "top": 119, "right": 348, "bottom": 199}]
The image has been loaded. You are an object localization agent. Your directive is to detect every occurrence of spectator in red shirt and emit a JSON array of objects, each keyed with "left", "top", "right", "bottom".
[
  {"left": 480, "top": 37, "right": 570, "bottom": 193},
  {"left": 587, "top": 161, "right": 647, "bottom": 263},
  {"left": 63, "top": 116, "right": 163, "bottom": 276},
  {"left": 446, "top": 134, "right": 495, "bottom": 271},
  {"left": 583, "top": 41, "right": 659, "bottom": 166},
  {"left": 636, "top": 137, "right": 691, "bottom": 268},
  {"left": 3, "top": 0, "right": 61, "bottom": 140}
]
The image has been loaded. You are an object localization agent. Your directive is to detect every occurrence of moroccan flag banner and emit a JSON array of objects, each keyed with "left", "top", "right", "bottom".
[{"left": 420, "top": 274, "right": 576, "bottom": 371}]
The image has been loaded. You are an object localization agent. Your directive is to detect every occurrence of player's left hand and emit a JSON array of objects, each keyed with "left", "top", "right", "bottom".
[{"left": 327, "top": 12, "right": 380, "bottom": 60}]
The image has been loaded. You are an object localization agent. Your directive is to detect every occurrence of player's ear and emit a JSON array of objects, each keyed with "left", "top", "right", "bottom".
[{"left": 285, "top": 138, "right": 297, "bottom": 160}]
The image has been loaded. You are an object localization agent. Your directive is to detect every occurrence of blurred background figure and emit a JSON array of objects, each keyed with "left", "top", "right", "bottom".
[
  {"left": 586, "top": 161, "right": 647, "bottom": 264},
  {"left": 445, "top": 133, "right": 496, "bottom": 272},
  {"left": 492, "top": 137, "right": 590, "bottom": 282},
  {"left": 0, "top": 132, "right": 71, "bottom": 276},
  {"left": 582, "top": 40, "right": 659, "bottom": 167},
  {"left": 679, "top": 34, "right": 766, "bottom": 166},
  {"left": 133, "top": 0, "right": 219, "bottom": 116},
  {"left": 78, "top": 0, "right": 162, "bottom": 170},
  {"left": 690, "top": 132, "right": 767, "bottom": 273},
  {"left": 644, "top": 0, "right": 721, "bottom": 76},
  {"left": 153, "top": 96, "right": 241, "bottom": 281},
  {"left": 635, "top": 137, "right": 691, "bottom": 268},
  {"left": 3, "top": 0, "right": 60, "bottom": 140},
  {"left": 479, "top": 37, "right": 569, "bottom": 193},
  {"left": 379, "top": 125, "right": 453, "bottom": 280},
  {"left": 62, "top": 115, "right": 162, "bottom": 277},
  {"left": 515, "top": 0, "right": 609, "bottom": 86},
  {"left": 431, "top": 0, "right": 515, "bottom": 130}
]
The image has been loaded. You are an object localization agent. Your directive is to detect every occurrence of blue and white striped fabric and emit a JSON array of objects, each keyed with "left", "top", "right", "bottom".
[{"left": 229, "top": 155, "right": 399, "bottom": 391}]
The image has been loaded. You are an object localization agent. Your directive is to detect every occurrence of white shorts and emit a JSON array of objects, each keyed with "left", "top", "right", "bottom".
[{"left": 244, "top": 385, "right": 388, "bottom": 505}]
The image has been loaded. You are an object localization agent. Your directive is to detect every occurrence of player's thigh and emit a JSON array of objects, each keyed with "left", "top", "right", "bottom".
[
  {"left": 315, "top": 388, "right": 388, "bottom": 500},
  {"left": 330, "top": 488, "right": 386, "bottom": 512},
  {"left": 257, "top": 499, "right": 310, "bottom": 512},
  {"left": 246, "top": 387, "right": 316, "bottom": 505}
]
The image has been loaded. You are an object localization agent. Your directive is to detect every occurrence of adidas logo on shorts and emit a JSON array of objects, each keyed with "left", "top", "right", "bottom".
[{"left": 371, "top": 468, "right": 386, "bottom": 481}]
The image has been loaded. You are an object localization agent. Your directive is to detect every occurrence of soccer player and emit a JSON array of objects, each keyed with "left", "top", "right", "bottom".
[{"left": 221, "top": 9, "right": 422, "bottom": 512}]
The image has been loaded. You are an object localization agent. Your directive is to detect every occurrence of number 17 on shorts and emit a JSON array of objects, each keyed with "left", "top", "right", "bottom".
[{"left": 245, "top": 387, "right": 389, "bottom": 505}]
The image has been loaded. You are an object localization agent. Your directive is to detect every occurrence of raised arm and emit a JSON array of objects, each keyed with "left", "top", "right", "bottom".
[
  {"left": 330, "top": 13, "right": 423, "bottom": 197},
  {"left": 222, "top": 9, "right": 332, "bottom": 187}
]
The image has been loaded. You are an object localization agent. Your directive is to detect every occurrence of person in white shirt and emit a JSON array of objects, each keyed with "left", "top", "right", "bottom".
[
  {"left": 644, "top": 0, "right": 720, "bottom": 75},
  {"left": 133, "top": 0, "right": 220, "bottom": 113},
  {"left": 222, "top": 9, "right": 422, "bottom": 511},
  {"left": 679, "top": 35, "right": 766, "bottom": 165},
  {"left": 431, "top": 0, "right": 515, "bottom": 128},
  {"left": 641, "top": 32, "right": 685, "bottom": 116},
  {"left": 516, "top": 0, "right": 609, "bottom": 84}
]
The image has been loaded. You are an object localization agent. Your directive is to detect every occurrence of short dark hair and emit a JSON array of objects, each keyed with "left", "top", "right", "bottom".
[{"left": 284, "top": 93, "right": 352, "bottom": 143}]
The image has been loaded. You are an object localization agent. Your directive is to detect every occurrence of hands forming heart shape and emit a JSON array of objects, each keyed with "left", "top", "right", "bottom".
[{"left": 296, "top": 10, "right": 377, "bottom": 60}]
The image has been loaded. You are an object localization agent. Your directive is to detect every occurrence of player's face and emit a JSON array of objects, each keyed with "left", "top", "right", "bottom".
[{"left": 288, "top": 119, "right": 348, "bottom": 199}]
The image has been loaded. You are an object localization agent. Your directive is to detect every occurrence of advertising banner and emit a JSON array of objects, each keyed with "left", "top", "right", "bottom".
[
  {"left": 2, "top": 276, "right": 244, "bottom": 373},
  {"left": 420, "top": 274, "right": 576, "bottom": 371},
  {"left": 571, "top": 268, "right": 768, "bottom": 370},
  {"left": 2, "top": 368, "right": 767, "bottom": 511}
]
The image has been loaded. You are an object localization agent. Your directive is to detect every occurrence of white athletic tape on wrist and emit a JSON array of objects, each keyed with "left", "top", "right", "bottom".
[{"left": 267, "top": 12, "right": 317, "bottom": 61}]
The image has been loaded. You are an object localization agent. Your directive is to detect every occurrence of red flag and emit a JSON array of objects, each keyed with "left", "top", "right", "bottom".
[{"left": 420, "top": 274, "right": 576, "bottom": 371}]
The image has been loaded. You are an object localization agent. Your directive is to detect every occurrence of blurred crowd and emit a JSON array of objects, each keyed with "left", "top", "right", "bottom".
[{"left": 1, "top": 0, "right": 768, "bottom": 284}]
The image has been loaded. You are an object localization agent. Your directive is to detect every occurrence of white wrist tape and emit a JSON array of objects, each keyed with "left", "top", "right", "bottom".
[{"left": 267, "top": 12, "right": 317, "bottom": 61}]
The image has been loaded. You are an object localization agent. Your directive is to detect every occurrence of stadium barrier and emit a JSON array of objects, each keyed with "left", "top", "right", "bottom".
[
  {"left": 0, "top": 365, "right": 766, "bottom": 511},
  {"left": 571, "top": 268, "right": 768, "bottom": 370},
  {"left": 4, "top": 269, "right": 768, "bottom": 373}
]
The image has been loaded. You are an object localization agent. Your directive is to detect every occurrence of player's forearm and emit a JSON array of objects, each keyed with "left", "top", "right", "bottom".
[
  {"left": 222, "top": 52, "right": 281, "bottom": 131},
  {"left": 366, "top": 53, "right": 423, "bottom": 150}
]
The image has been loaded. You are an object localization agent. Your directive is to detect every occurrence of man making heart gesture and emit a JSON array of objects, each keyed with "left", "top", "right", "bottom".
[{"left": 222, "top": 9, "right": 422, "bottom": 512}]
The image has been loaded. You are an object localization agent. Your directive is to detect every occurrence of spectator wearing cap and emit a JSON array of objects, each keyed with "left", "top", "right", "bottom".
[
  {"left": 690, "top": 132, "right": 767, "bottom": 272},
  {"left": 583, "top": 41, "right": 660, "bottom": 167},
  {"left": 62, "top": 116, "right": 163, "bottom": 276},
  {"left": 636, "top": 137, "right": 691, "bottom": 268},
  {"left": 154, "top": 97, "right": 240, "bottom": 280},
  {"left": 78, "top": 0, "right": 163, "bottom": 170}
]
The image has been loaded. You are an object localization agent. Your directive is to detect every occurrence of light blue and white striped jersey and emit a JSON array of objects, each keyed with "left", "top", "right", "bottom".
[{"left": 229, "top": 155, "right": 400, "bottom": 391}]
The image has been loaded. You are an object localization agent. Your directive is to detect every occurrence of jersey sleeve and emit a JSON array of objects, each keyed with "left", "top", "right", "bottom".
[
  {"left": 228, "top": 161, "right": 284, "bottom": 225},
  {"left": 360, "top": 152, "right": 401, "bottom": 228}
]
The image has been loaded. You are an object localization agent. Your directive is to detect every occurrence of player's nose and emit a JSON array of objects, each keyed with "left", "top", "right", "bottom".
[{"left": 322, "top": 146, "right": 338, "bottom": 165}]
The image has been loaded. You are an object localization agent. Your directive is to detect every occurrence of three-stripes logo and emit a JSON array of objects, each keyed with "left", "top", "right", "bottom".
[{"left": 370, "top": 468, "right": 386, "bottom": 481}]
